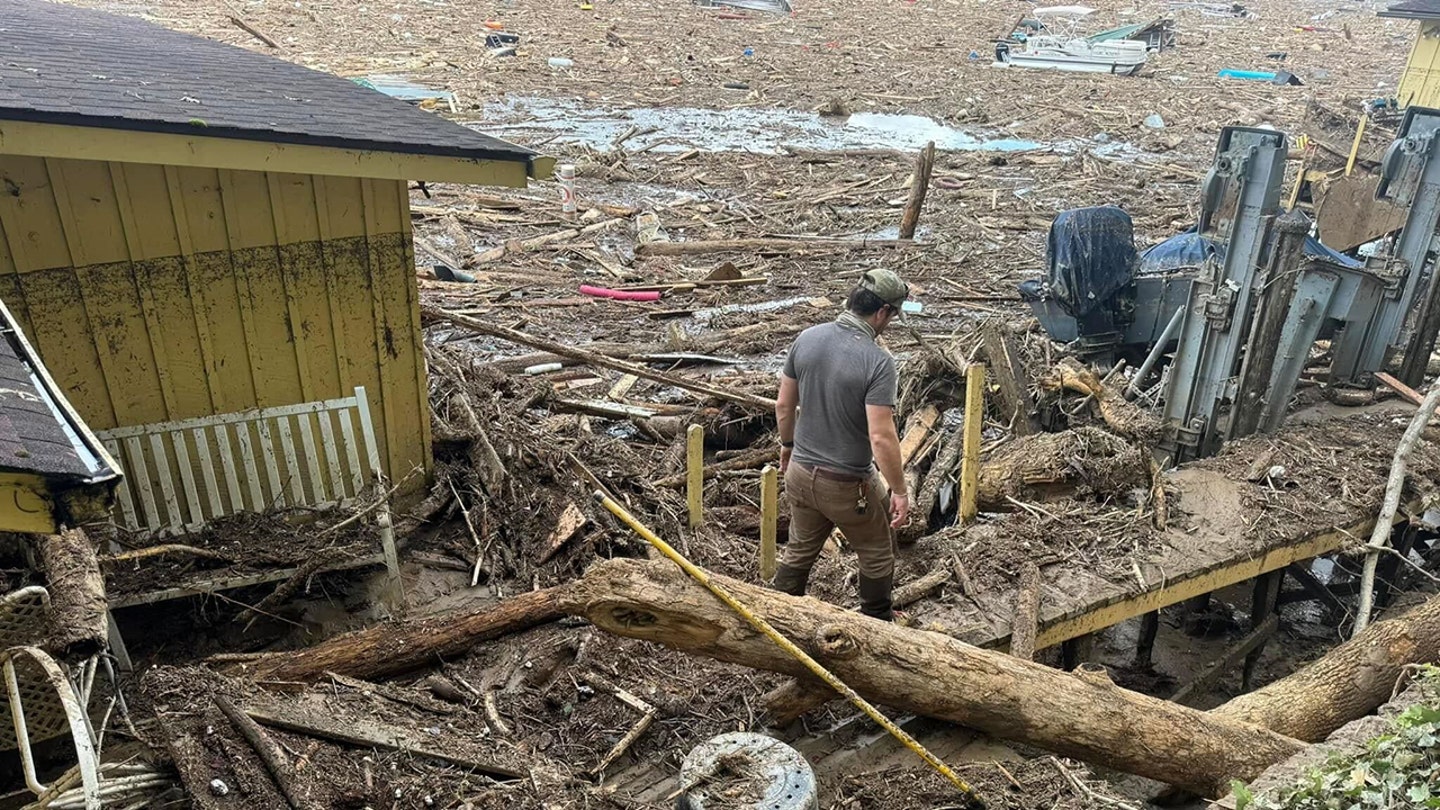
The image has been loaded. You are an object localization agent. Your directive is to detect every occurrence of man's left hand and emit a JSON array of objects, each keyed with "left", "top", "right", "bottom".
[{"left": 780, "top": 445, "right": 792, "bottom": 472}]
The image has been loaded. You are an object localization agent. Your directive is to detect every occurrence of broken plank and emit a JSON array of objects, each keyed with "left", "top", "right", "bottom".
[
  {"left": 1010, "top": 563, "right": 1042, "bottom": 661},
  {"left": 1377, "top": 371, "right": 1424, "bottom": 406},
  {"left": 898, "top": 405, "right": 940, "bottom": 467},
  {"left": 608, "top": 374, "right": 640, "bottom": 400},
  {"left": 550, "top": 398, "right": 660, "bottom": 420},
  {"left": 539, "top": 502, "right": 590, "bottom": 563},
  {"left": 324, "top": 671, "right": 458, "bottom": 716},
  {"left": 245, "top": 706, "right": 524, "bottom": 779}
]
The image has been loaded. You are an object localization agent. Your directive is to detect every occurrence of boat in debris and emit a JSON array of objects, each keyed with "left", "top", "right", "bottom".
[{"left": 993, "top": 6, "right": 1149, "bottom": 76}]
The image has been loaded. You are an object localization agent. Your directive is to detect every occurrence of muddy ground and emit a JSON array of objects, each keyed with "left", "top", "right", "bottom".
[{"left": 66, "top": 0, "right": 1440, "bottom": 807}]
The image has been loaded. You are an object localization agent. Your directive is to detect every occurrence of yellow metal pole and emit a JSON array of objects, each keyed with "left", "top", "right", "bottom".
[
  {"left": 1345, "top": 114, "right": 1368, "bottom": 177},
  {"left": 593, "top": 491, "right": 985, "bottom": 809},
  {"left": 959, "top": 363, "right": 986, "bottom": 524},
  {"left": 686, "top": 424, "right": 705, "bottom": 528},
  {"left": 759, "top": 464, "right": 778, "bottom": 581}
]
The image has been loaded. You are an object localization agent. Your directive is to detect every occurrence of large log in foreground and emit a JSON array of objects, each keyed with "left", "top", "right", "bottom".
[
  {"left": 230, "top": 586, "right": 568, "bottom": 683},
  {"left": 557, "top": 559, "right": 1302, "bottom": 796},
  {"left": 1213, "top": 589, "right": 1440, "bottom": 741}
]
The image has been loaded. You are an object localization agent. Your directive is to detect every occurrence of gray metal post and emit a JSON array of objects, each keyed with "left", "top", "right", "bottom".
[
  {"left": 1160, "top": 127, "right": 1288, "bottom": 462},
  {"left": 1331, "top": 106, "right": 1440, "bottom": 383}
]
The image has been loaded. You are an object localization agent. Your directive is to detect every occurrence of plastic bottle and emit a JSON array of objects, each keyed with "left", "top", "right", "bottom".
[
  {"left": 548, "top": 57, "right": 575, "bottom": 69},
  {"left": 557, "top": 164, "right": 576, "bottom": 214}
]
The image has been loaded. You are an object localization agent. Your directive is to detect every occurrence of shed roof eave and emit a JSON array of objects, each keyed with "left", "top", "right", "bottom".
[{"left": 0, "top": 118, "right": 541, "bottom": 186}]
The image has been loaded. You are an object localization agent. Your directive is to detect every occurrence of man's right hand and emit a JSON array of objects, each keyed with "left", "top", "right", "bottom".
[
  {"left": 889, "top": 492, "right": 910, "bottom": 529},
  {"left": 780, "top": 445, "right": 792, "bottom": 472}
]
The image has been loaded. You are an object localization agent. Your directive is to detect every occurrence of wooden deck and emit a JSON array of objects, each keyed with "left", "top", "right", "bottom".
[{"left": 944, "top": 467, "right": 1406, "bottom": 652}]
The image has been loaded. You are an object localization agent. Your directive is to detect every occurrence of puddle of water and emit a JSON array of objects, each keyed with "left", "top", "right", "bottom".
[
  {"left": 477, "top": 97, "right": 1042, "bottom": 154},
  {"left": 862, "top": 224, "right": 933, "bottom": 240}
]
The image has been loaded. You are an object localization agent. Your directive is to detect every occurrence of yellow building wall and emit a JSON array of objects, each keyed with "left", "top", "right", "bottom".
[
  {"left": 1400, "top": 20, "right": 1440, "bottom": 108},
  {"left": 0, "top": 155, "right": 431, "bottom": 506}
]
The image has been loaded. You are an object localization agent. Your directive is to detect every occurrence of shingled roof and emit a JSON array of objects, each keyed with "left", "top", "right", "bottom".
[
  {"left": 1380, "top": 0, "right": 1440, "bottom": 19},
  {"left": 0, "top": 0, "right": 538, "bottom": 166},
  {"left": 0, "top": 311, "right": 115, "bottom": 484}
]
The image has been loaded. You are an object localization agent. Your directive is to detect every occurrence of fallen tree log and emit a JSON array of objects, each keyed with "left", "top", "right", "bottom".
[
  {"left": 35, "top": 528, "right": 107, "bottom": 662},
  {"left": 227, "top": 586, "right": 568, "bottom": 682},
  {"left": 977, "top": 426, "right": 1150, "bottom": 508},
  {"left": 656, "top": 446, "right": 779, "bottom": 488},
  {"left": 423, "top": 307, "right": 774, "bottom": 411},
  {"left": 635, "top": 238, "right": 920, "bottom": 257},
  {"left": 558, "top": 559, "right": 1302, "bottom": 796},
  {"left": 1212, "top": 588, "right": 1440, "bottom": 741}
]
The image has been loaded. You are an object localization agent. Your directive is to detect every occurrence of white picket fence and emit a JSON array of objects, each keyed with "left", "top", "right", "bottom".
[{"left": 96, "top": 387, "right": 383, "bottom": 537}]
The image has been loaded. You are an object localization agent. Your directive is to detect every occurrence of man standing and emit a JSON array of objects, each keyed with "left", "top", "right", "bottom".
[{"left": 774, "top": 269, "right": 911, "bottom": 621}]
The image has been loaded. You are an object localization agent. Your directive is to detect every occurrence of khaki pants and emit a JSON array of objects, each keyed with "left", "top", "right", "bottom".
[{"left": 782, "top": 462, "right": 895, "bottom": 579}]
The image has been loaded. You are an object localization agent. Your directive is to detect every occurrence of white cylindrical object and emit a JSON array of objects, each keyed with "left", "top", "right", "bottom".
[
  {"left": 558, "top": 163, "right": 577, "bottom": 214},
  {"left": 524, "top": 362, "right": 564, "bottom": 375}
]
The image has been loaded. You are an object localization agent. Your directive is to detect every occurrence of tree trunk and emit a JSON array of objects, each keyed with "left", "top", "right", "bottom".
[
  {"left": 635, "top": 238, "right": 919, "bottom": 257},
  {"left": 230, "top": 586, "right": 568, "bottom": 682},
  {"left": 1212, "top": 588, "right": 1440, "bottom": 741},
  {"left": 898, "top": 142, "right": 936, "bottom": 240},
  {"left": 976, "top": 426, "right": 1149, "bottom": 509},
  {"left": 423, "top": 307, "right": 774, "bottom": 410},
  {"left": 558, "top": 559, "right": 1302, "bottom": 796},
  {"left": 35, "top": 528, "right": 107, "bottom": 662}
]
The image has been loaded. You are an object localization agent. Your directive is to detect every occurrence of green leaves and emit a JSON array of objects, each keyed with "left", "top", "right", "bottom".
[{"left": 1233, "top": 670, "right": 1440, "bottom": 809}]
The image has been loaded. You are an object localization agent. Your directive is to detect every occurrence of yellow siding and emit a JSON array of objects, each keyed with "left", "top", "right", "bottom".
[
  {"left": 1400, "top": 21, "right": 1440, "bottom": 108},
  {"left": 0, "top": 154, "right": 431, "bottom": 505}
]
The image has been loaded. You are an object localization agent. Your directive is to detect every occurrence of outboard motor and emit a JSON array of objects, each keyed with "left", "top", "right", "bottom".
[{"left": 1019, "top": 205, "right": 1138, "bottom": 362}]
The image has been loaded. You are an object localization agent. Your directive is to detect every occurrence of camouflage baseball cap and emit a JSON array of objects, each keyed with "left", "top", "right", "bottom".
[{"left": 859, "top": 269, "right": 910, "bottom": 308}]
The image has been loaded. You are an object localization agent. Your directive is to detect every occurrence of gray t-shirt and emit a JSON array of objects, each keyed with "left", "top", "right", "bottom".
[{"left": 782, "top": 321, "right": 898, "bottom": 477}]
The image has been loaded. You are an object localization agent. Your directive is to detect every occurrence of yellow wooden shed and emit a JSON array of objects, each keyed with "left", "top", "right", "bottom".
[
  {"left": 1383, "top": 0, "right": 1440, "bottom": 108},
  {"left": 0, "top": 0, "right": 551, "bottom": 533}
]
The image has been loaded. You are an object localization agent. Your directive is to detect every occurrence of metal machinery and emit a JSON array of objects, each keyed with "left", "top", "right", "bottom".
[
  {"left": 1158, "top": 126, "right": 1289, "bottom": 461},
  {"left": 1330, "top": 106, "right": 1440, "bottom": 386},
  {"left": 1024, "top": 115, "right": 1440, "bottom": 464}
]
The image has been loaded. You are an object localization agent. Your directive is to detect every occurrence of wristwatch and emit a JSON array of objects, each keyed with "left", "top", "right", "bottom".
[{"left": 780, "top": 440, "right": 795, "bottom": 448}]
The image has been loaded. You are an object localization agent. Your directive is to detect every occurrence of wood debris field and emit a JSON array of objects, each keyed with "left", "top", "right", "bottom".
[{"left": 40, "top": 0, "right": 1440, "bottom": 808}]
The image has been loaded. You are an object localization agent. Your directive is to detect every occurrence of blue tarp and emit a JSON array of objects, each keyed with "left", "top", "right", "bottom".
[
  {"left": 1047, "top": 205, "right": 1137, "bottom": 317},
  {"left": 1138, "top": 227, "right": 1362, "bottom": 274}
]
